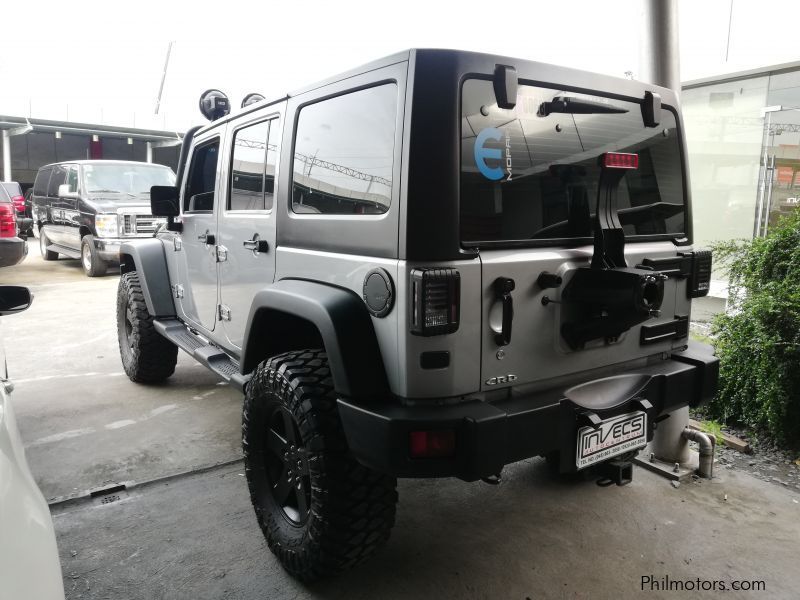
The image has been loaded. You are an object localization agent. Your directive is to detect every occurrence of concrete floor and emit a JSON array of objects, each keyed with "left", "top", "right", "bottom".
[
  {"left": 3, "top": 243, "right": 243, "bottom": 501},
  {"left": 4, "top": 241, "right": 800, "bottom": 599}
]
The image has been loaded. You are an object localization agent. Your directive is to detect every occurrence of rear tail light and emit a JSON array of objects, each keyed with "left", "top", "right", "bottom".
[
  {"left": 0, "top": 203, "right": 16, "bottom": 238},
  {"left": 687, "top": 250, "right": 712, "bottom": 298},
  {"left": 410, "top": 268, "right": 460, "bottom": 336},
  {"left": 409, "top": 429, "right": 455, "bottom": 458},
  {"left": 11, "top": 195, "right": 25, "bottom": 213},
  {"left": 601, "top": 152, "right": 639, "bottom": 170}
]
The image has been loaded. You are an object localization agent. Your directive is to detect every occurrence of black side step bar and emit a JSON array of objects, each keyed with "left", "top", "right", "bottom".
[
  {"left": 154, "top": 319, "right": 250, "bottom": 391},
  {"left": 44, "top": 243, "right": 81, "bottom": 260}
]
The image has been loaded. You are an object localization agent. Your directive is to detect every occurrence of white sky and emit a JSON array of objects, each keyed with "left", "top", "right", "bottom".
[{"left": 1, "top": 0, "right": 799, "bottom": 132}]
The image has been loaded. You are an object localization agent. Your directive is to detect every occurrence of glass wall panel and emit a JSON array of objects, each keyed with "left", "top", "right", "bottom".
[
  {"left": 763, "top": 73, "right": 800, "bottom": 232},
  {"left": 682, "top": 76, "right": 769, "bottom": 249}
]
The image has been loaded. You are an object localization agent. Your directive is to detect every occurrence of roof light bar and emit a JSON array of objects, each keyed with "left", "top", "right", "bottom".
[{"left": 601, "top": 152, "right": 639, "bottom": 170}]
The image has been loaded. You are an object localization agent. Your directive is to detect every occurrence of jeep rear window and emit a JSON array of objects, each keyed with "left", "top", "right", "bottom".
[{"left": 460, "top": 79, "right": 686, "bottom": 245}]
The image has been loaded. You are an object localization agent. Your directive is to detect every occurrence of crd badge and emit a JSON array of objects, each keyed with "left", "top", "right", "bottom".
[{"left": 485, "top": 374, "right": 518, "bottom": 386}]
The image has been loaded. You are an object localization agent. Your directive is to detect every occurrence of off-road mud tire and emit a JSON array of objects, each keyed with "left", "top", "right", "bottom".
[
  {"left": 117, "top": 271, "right": 178, "bottom": 382},
  {"left": 242, "top": 349, "right": 398, "bottom": 581}
]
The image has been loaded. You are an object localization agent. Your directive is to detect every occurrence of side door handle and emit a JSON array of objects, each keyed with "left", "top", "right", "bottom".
[
  {"left": 493, "top": 277, "right": 515, "bottom": 346},
  {"left": 243, "top": 236, "right": 269, "bottom": 253},
  {"left": 198, "top": 230, "right": 215, "bottom": 245}
]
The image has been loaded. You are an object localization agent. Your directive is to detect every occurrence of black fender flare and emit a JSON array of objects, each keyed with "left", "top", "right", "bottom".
[
  {"left": 241, "top": 279, "right": 388, "bottom": 400},
  {"left": 119, "top": 239, "right": 176, "bottom": 318}
]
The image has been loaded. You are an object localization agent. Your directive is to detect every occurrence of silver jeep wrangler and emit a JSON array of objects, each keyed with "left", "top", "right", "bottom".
[{"left": 116, "top": 49, "right": 718, "bottom": 580}]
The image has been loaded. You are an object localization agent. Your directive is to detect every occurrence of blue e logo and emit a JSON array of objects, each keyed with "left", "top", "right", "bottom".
[{"left": 474, "top": 127, "right": 504, "bottom": 181}]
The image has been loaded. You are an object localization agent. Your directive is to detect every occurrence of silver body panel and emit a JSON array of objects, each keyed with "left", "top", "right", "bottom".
[{"left": 154, "top": 49, "right": 698, "bottom": 404}]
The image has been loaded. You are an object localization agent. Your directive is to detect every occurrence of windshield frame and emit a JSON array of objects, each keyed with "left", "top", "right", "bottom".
[{"left": 458, "top": 75, "right": 692, "bottom": 250}]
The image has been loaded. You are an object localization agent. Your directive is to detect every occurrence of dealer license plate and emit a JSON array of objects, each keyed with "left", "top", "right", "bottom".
[{"left": 576, "top": 411, "right": 647, "bottom": 469}]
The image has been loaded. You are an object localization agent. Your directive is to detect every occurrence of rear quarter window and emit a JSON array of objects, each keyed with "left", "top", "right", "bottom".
[{"left": 291, "top": 84, "right": 397, "bottom": 216}]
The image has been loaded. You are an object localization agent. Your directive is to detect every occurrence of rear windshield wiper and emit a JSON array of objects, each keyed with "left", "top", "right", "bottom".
[
  {"left": 89, "top": 189, "right": 122, "bottom": 193},
  {"left": 538, "top": 96, "right": 628, "bottom": 117}
]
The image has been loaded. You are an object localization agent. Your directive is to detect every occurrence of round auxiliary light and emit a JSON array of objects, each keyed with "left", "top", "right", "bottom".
[
  {"left": 241, "top": 93, "right": 265, "bottom": 108},
  {"left": 199, "top": 89, "right": 231, "bottom": 122}
]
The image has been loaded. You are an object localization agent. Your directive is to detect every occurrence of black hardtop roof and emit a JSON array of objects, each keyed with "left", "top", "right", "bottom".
[{"left": 195, "top": 48, "right": 679, "bottom": 134}]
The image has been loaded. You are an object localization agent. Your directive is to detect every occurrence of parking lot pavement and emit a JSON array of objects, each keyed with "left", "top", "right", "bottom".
[
  {"left": 3, "top": 242, "right": 243, "bottom": 500},
  {"left": 54, "top": 457, "right": 800, "bottom": 600},
  {"left": 6, "top": 241, "right": 800, "bottom": 598}
]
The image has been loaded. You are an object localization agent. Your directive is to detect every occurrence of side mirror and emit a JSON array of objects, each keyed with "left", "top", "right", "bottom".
[
  {"left": 0, "top": 286, "right": 33, "bottom": 316},
  {"left": 58, "top": 184, "right": 78, "bottom": 198},
  {"left": 151, "top": 186, "right": 180, "bottom": 217}
]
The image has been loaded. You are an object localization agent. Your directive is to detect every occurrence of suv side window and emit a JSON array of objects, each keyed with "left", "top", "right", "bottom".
[
  {"left": 47, "top": 165, "right": 67, "bottom": 197},
  {"left": 184, "top": 139, "right": 220, "bottom": 212},
  {"left": 229, "top": 119, "right": 280, "bottom": 211},
  {"left": 66, "top": 166, "right": 79, "bottom": 193},
  {"left": 291, "top": 84, "right": 396, "bottom": 215},
  {"left": 33, "top": 167, "right": 52, "bottom": 196}
]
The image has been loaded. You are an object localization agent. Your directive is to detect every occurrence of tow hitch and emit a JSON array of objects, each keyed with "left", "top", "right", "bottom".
[{"left": 596, "top": 459, "right": 634, "bottom": 487}]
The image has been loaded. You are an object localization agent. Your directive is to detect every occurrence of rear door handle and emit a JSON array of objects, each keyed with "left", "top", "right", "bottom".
[
  {"left": 243, "top": 237, "right": 269, "bottom": 253},
  {"left": 493, "top": 277, "right": 515, "bottom": 346}
]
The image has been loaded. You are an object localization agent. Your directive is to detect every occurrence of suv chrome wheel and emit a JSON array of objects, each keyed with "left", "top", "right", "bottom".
[
  {"left": 39, "top": 230, "right": 58, "bottom": 261},
  {"left": 81, "top": 243, "right": 92, "bottom": 271}
]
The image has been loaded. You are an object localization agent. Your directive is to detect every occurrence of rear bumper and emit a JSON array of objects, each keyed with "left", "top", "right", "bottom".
[
  {"left": 0, "top": 236, "right": 27, "bottom": 268},
  {"left": 339, "top": 344, "right": 718, "bottom": 481}
]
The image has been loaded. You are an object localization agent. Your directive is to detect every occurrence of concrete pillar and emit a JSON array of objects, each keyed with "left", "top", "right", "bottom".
[
  {"left": 640, "top": 0, "right": 690, "bottom": 464},
  {"left": 146, "top": 141, "right": 153, "bottom": 163},
  {"left": 2, "top": 130, "right": 10, "bottom": 183},
  {"left": 639, "top": 0, "right": 681, "bottom": 93}
]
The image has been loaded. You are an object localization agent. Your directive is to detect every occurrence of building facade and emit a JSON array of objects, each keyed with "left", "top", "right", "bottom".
[
  {"left": 682, "top": 62, "right": 800, "bottom": 297},
  {"left": 0, "top": 116, "right": 182, "bottom": 190}
]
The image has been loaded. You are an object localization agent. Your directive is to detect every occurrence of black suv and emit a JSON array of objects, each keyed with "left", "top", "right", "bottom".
[{"left": 31, "top": 160, "right": 175, "bottom": 276}]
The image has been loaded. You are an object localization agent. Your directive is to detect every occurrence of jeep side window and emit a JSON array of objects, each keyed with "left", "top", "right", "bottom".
[
  {"left": 291, "top": 84, "right": 396, "bottom": 215},
  {"left": 184, "top": 139, "right": 220, "bottom": 212},
  {"left": 228, "top": 118, "right": 280, "bottom": 212},
  {"left": 47, "top": 165, "right": 67, "bottom": 197},
  {"left": 265, "top": 118, "right": 280, "bottom": 211}
]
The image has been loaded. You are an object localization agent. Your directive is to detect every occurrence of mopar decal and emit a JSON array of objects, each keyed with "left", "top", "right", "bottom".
[
  {"left": 485, "top": 374, "right": 517, "bottom": 386},
  {"left": 474, "top": 127, "right": 513, "bottom": 181}
]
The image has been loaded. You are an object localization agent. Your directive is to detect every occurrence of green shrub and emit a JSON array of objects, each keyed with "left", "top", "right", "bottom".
[{"left": 708, "top": 210, "right": 800, "bottom": 444}]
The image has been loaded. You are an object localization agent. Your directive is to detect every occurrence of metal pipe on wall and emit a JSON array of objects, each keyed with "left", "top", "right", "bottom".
[
  {"left": 639, "top": 0, "right": 681, "bottom": 93},
  {"left": 639, "top": 0, "right": 692, "bottom": 466}
]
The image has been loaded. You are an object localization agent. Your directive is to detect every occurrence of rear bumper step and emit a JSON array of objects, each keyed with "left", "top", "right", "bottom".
[
  {"left": 154, "top": 319, "right": 250, "bottom": 390},
  {"left": 338, "top": 343, "right": 718, "bottom": 481}
]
